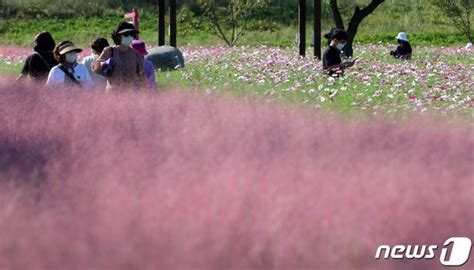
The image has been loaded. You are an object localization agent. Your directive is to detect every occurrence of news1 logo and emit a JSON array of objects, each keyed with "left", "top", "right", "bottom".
[{"left": 375, "top": 237, "right": 472, "bottom": 267}]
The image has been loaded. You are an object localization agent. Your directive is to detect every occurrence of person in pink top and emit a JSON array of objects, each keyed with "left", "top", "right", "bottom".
[{"left": 131, "top": 40, "right": 157, "bottom": 91}]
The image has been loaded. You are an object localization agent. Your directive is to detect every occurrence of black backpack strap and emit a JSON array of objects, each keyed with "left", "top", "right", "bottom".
[
  {"left": 59, "top": 64, "right": 82, "bottom": 87},
  {"left": 34, "top": 52, "right": 51, "bottom": 70}
]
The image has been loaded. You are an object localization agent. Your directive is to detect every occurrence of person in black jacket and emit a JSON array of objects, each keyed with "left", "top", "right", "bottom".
[
  {"left": 322, "top": 29, "right": 356, "bottom": 76},
  {"left": 390, "top": 32, "right": 412, "bottom": 60},
  {"left": 17, "top": 32, "right": 58, "bottom": 83}
]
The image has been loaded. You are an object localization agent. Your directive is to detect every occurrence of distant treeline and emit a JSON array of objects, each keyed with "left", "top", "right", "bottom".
[{"left": 0, "top": 0, "right": 439, "bottom": 22}]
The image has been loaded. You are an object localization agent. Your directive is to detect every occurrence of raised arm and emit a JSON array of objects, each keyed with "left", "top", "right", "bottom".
[{"left": 92, "top": 47, "right": 112, "bottom": 73}]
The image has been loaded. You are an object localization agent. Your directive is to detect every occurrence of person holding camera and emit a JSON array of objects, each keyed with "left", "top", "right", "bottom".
[
  {"left": 322, "top": 29, "right": 356, "bottom": 77},
  {"left": 92, "top": 22, "right": 147, "bottom": 92}
]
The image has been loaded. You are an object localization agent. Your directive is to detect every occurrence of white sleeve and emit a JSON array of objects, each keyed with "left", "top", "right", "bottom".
[
  {"left": 46, "top": 66, "right": 64, "bottom": 86},
  {"left": 80, "top": 56, "right": 89, "bottom": 65},
  {"left": 81, "top": 57, "right": 93, "bottom": 75}
]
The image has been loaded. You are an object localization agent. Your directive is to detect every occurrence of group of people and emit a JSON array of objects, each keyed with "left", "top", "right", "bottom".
[
  {"left": 19, "top": 22, "right": 414, "bottom": 87},
  {"left": 322, "top": 29, "right": 412, "bottom": 76},
  {"left": 17, "top": 22, "right": 157, "bottom": 92}
]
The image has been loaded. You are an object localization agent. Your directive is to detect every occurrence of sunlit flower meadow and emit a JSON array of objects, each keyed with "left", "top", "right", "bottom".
[{"left": 179, "top": 44, "right": 473, "bottom": 117}]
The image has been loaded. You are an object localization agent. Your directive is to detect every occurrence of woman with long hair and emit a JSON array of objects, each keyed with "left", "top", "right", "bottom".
[{"left": 17, "top": 32, "right": 58, "bottom": 83}]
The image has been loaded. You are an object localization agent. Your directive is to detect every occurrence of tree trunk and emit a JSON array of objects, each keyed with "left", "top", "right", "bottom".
[
  {"left": 170, "top": 0, "right": 177, "bottom": 47},
  {"left": 299, "top": 0, "right": 306, "bottom": 56},
  {"left": 466, "top": 3, "right": 473, "bottom": 43},
  {"left": 330, "top": 0, "right": 344, "bottom": 30},
  {"left": 158, "top": 0, "right": 165, "bottom": 46},
  {"left": 343, "top": 0, "right": 384, "bottom": 57},
  {"left": 345, "top": 8, "right": 364, "bottom": 57},
  {"left": 314, "top": 0, "right": 322, "bottom": 59}
]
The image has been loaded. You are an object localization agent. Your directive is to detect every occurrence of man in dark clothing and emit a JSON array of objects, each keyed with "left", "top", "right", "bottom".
[
  {"left": 390, "top": 32, "right": 412, "bottom": 60},
  {"left": 17, "top": 32, "right": 58, "bottom": 83},
  {"left": 322, "top": 29, "right": 356, "bottom": 76}
]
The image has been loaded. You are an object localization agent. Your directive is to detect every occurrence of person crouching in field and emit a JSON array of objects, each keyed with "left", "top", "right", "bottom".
[
  {"left": 17, "top": 32, "right": 58, "bottom": 84},
  {"left": 322, "top": 29, "right": 356, "bottom": 77},
  {"left": 131, "top": 40, "right": 157, "bottom": 91},
  {"left": 92, "top": 22, "right": 148, "bottom": 92},
  {"left": 390, "top": 32, "right": 412, "bottom": 60},
  {"left": 82, "top": 37, "right": 110, "bottom": 90},
  {"left": 46, "top": 41, "right": 94, "bottom": 88}
]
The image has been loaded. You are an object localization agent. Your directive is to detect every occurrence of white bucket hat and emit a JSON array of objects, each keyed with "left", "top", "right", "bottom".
[{"left": 396, "top": 32, "right": 409, "bottom": 42}]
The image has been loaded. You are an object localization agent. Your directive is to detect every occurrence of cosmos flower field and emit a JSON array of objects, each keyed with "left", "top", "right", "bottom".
[
  {"left": 177, "top": 44, "right": 473, "bottom": 118},
  {"left": 1, "top": 44, "right": 473, "bottom": 118},
  {"left": 0, "top": 44, "right": 473, "bottom": 269}
]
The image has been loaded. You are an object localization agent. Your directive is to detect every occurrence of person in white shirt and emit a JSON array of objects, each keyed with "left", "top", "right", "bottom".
[
  {"left": 46, "top": 40, "right": 94, "bottom": 89},
  {"left": 82, "top": 37, "right": 109, "bottom": 90}
]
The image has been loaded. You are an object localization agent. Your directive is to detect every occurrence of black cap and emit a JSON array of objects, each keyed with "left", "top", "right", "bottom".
[
  {"left": 114, "top": 22, "right": 139, "bottom": 35},
  {"left": 331, "top": 29, "right": 349, "bottom": 41}
]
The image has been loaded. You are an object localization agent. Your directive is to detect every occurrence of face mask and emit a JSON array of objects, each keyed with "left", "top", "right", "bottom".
[
  {"left": 336, "top": 43, "right": 346, "bottom": 50},
  {"left": 65, "top": 52, "right": 77, "bottom": 63},
  {"left": 121, "top": 36, "right": 134, "bottom": 46}
]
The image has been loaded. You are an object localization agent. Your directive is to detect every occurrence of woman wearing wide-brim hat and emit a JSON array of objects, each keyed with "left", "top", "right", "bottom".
[
  {"left": 46, "top": 40, "right": 94, "bottom": 88},
  {"left": 92, "top": 22, "right": 148, "bottom": 91}
]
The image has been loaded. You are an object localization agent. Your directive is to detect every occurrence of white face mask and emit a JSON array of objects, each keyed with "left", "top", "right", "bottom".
[
  {"left": 121, "top": 36, "right": 134, "bottom": 46},
  {"left": 65, "top": 52, "right": 77, "bottom": 63},
  {"left": 336, "top": 43, "right": 346, "bottom": 50}
]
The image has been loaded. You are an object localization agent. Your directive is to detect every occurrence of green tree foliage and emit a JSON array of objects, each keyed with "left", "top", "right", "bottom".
[
  {"left": 432, "top": 0, "right": 473, "bottom": 42},
  {"left": 194, "top": 0, "right": 271, "bottom": 47},
  {"left": 330, "top": 0, "right": 385, "bottom": 57}
]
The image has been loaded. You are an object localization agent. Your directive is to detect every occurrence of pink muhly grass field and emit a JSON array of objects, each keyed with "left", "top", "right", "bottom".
[{"left": 0, "top": 80, "right": 473, "bottom": 270}]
